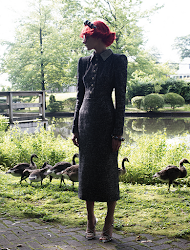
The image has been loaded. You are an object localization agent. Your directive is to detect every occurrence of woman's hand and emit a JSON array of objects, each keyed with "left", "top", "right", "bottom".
[
  {"left": 72, "top": 133, "right": 79, "bottom": 147},
  {"left": 112, "top": 138, "right": 121, "bottom": 152}
]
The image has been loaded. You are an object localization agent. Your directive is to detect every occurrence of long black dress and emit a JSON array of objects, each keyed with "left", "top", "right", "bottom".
[{"left": 72, "top": 49, "right": 127, "bottom": 202}]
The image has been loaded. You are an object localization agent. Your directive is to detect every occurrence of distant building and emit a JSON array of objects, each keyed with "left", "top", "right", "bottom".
[
  {"left": 170, "top": 58, "right": 190, "bottom": 81},
  {"left": 63, "top": 86, "right": 76, "bottom": 92}
]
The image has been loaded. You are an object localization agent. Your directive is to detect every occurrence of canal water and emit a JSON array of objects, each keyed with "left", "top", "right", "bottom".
[{"left": 47, "top": 116, "right": 190, "bottom": 142}]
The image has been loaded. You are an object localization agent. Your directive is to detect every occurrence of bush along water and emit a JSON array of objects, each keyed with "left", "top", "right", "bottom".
[
  {"left": 141, "top": 93, "right": 164, "bottom": 111},
  {"left": 164, "top": 92, "right": 185, "bottom": 109},
  {"left": 0, "top": 123, "right": 78, "bottom": 171},
  {"left": 119, "top": 130, "right": 190, "bottom": 185},
  {"left": 130, "top": 92, "right": 186, "bottom": 111}
]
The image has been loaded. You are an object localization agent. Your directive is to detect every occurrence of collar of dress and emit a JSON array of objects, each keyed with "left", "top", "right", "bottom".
[{"left": 90, "top": 49, "right": 113, "bottom": 62}]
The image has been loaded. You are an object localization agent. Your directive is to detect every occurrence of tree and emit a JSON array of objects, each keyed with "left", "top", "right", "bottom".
[
  {"left": 174, "top": 34, "right": 190, "bottom": 59},
  {"left": 0, "top": 0, "right": 84, "bottom": 91},
  {"left": 0, "top": 0, "right": 171, "bottom": 91},
  {"left": 83, "top": 0, "right": 169, "bottom": 80},
  {"left": 164, "top": 92, "right": 185, "bottom": 109}
]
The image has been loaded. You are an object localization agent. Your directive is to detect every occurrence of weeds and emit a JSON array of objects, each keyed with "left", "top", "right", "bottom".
[{"left": 0, "top": 119, "right": 190, "bottom": 239}]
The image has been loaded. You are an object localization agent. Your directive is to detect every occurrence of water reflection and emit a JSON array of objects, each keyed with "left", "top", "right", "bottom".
[{"left": 47, "top": 117, "right": 190, "bottom": 140}]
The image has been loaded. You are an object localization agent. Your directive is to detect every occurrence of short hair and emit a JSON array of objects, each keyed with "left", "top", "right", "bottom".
[{"left": 80, "top": 20, "right": 116, "bottom": 47}]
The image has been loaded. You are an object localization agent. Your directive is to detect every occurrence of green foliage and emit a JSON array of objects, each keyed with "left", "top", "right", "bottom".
[
  {"left": 119, "top": 130, "right": 190, "bottom": 185},
  {"left": 0, "top": 125, "right": 78, "bottom": 170},
  {"left": 141, "top": 93, "right": 164, "bottom": 111},
  {"left": 127, "top": 82, "right": 155, "bottom": 100},
  {"left": 180, "top": 85, "right": 190, "bottom": 103},
  {"left": 174, "top": 34, "right": 190, "bottom": 59},
  {"left": 0, "top": 126, "right": 190, "bottom": 239},
  {"left": 49, "top": 94, "right": 56, "bottom": 104},
  {"left": 0, "top": 115, "right": 8, "bottom": 132},
  {"left": 47, "top": 95, "right": 76, "bottom": 112},
  {"left": 167, "top": 79, "right": 186, "bottom": 94},
  {"left": 164, "top": 92, "right": 185, "bottom": 109},
  {"left": 47, "top": 101, "right": 64, "bottom": 112},
  {"left": 84, "top": 0, "right": 169, "bottom": 81},
  {"left": 1, "top": 129, "right": 190, "bottom": 239},
  {"left": 127, "top": 78, "right": 190, "bottom": 103},
  {"left": 0, "top": 0, "right": 168, "bottom": 90},
  {"left": 131, "top": 96, "right": 143, "bottom": 109},
  {"left": 62, "top": 97, "right": 76, "bottom": 112},
  {"left": 47, "top": 95, "right": 64, "bottom": 112},
  {"left": 129, "top": 51, "right": 173, "bottom": 83},
  {"left": 0, "top": 0, "right": 84, "bottom": 91},
  {"left": 160, "top": 80, "right": 173, "bottom": 94}
]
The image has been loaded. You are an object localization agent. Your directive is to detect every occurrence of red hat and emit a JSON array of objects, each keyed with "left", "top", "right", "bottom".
[{"left": 80, "top": 20, "right": 116, "bottom": 47}]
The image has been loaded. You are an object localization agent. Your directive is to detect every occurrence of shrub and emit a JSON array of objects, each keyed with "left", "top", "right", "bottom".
[
  {"left": 49, "top": 94, "right": 56, "bottom": 104},
  {"left": 141, "top": 94, "right": 164, "bottom": 111},
  {"left": 62, "top": 97, "right": 76, "bottom": 112},
  {"left": 131, "top": 96, "right": 143, "bottom": 109},
  {"left": 119, "top": 131, "right": 190, "bottom": 185},
  {"left": 0, "top": 124, "right": 78, "bottom": 169},
  {"left": 127, "top": 82, "right": 154, "bottom": 100},
  {"left": 180, "top": 85, "right": 190, "bottom": 103},
  {"left": 47, "top": 101, "right": 64, "bottom": 112},
  {"left": 164, "top": 92, "right": 185, "bottom": 109},
  {"left": 0, "top": 115, "right": 8, "bottom": 132},
  {"left": 47, "top": 95, "right": 64, "bottom": 112}
]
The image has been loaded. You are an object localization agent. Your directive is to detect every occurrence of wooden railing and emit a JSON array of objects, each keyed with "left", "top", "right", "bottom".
[{"left": 0, "top": 91, "right": 46, "bottom": 124}]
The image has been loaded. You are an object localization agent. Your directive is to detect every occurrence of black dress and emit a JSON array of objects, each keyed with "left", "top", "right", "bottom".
[{"left": 72, "top": 49, "right": 127, "bottom": 202}]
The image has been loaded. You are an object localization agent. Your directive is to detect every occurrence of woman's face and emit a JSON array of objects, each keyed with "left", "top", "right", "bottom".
[{"left": 83, "top": 35, "right": 99, "bottom": 50}]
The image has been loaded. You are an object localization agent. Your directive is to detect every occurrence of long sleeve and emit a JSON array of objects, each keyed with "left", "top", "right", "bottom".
[
  {"left": 72, "top": 58, "right": 85, "bottom": 134},
  {"left": 112, "top": 54, "right": 128, "bottom": 136}
]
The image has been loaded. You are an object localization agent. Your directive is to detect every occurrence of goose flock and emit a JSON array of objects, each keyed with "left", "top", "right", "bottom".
[
  {"left": 5, "top": 154, "right": 129, "bottom": 189},
  {"left": 5, "top": 155, "right": 189, "bottom": 191}
]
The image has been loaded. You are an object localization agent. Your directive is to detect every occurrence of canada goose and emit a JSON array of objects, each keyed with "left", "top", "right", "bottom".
[
  {"left": 46, "top": 153, "right": 79, "bottom": 188},
  {"left": 60, "top": 156, "right": 128, "bottom": 189},
  {"left": 153, "top": 158, "right": 189, "bottom": 191},
  {"left": 24, "top": 162, "right": 52, "bottom": 186},
  {"left": 60, "top": 164, "right": 79, "bottom": 189},
  {"left": 5, "top": 154, "right": 38, "bottom": 183},
  {"left": 118, "top": 157, "right": 129, "bottom": 177}
]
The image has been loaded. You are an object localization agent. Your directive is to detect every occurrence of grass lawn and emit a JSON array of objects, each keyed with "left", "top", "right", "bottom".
[
  {"left": 46, "top": 92, "right": 77, "bottom": 102},
  {"left": 1, "top": 172, "right": 190, "bottom": 240}
]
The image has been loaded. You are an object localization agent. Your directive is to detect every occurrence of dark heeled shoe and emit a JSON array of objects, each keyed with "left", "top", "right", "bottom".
[
  {"left": 85, "top": 217, "right": 98, "bottom": 240},
  {"left": 99, "top": 223, "right": 113, "bottom": 243}
]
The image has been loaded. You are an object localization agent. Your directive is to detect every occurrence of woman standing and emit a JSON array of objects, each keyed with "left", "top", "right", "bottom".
[{"left": 72, "top": 20, "right": 127, "bottom": 242}]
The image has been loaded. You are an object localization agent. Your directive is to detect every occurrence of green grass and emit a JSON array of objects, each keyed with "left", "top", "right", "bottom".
[
  {"left": 125, "top": 103, "right": 190, "bottom": 112},
  {"left": 1, "top": 173, "right": 190, "bottom": 240},
  {"left": 0, "top": 116, "right": 190, "bottom": 240},
  {"left": 46, "top": 92, "right": 77, "bottom": 102}
]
